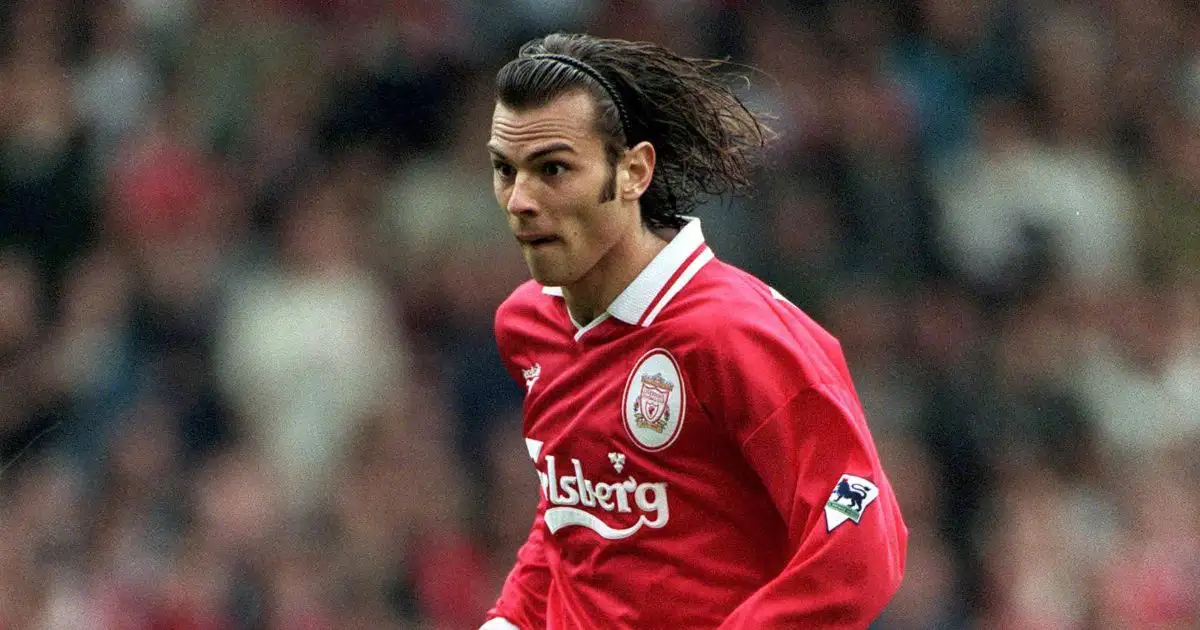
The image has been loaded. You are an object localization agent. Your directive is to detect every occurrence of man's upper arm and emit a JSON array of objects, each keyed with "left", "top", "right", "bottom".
[
  {"left": 485, "top": 497, "right": 552, "bottom": 629},
  {"left": 691, "top": 303, "right": 906, "bottom": 627},
  {"left": 719, "top": 384, "right": 907, "bottom": 628},
  {"left": 487, "top": 289, "right": 553, "bottom": 628}
]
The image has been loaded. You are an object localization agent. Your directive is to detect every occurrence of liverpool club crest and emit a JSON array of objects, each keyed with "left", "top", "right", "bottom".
[
  {"left": 634, "top": 373, "right": 673, "bottom": 432},
  {"left": 622, "top": 349, "right": 685, "bottom": 452}
]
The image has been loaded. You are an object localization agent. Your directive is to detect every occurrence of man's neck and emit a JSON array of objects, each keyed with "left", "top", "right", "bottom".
[{"left": 563, "top": 225, "right": 674, "bottom": 325}]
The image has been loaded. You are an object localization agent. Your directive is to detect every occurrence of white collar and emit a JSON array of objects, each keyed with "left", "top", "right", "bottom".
[{"left": 541, "top": 217, "right": 714, "bottom": 327}]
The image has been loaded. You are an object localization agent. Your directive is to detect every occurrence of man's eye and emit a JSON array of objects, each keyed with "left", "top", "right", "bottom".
[
  {"left": 541, "top": 162, "right": 568, "bottom": 176},
  {"left": 493, "top": 162, "right": 515, "bottom": 178}
]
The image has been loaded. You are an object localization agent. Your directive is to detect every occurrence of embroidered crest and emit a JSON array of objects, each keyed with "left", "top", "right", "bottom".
[
  {"left": 824, "top": 474, "right": 880, "bottom": 532},
  {"left": 634, "top": 373, "right": 673, "bottom": 432},
  {"left": 622, "top": 349, "right": 685, "bottom": 452}
]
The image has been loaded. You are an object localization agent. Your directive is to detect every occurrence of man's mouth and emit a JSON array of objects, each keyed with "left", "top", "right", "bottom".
[{"left": 517, "top": 235, "right": 560, "bottom": 247}]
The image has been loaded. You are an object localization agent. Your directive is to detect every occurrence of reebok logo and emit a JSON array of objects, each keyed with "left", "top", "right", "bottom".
[{"left": 522, "top": 363, "right": 541, "bottom": 392}]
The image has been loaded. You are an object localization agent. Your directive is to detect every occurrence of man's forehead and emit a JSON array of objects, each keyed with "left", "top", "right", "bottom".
[{"left": 489, "top": 91, "right": 603, "bottom": 155}]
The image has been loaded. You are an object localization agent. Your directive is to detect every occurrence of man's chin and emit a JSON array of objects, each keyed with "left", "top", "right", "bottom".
[
  {"left": 524, "top": 261, "right": 573, "bottom": 288},
  {"left": 528, "top": 271, "right": 571, "bottom": 287}
]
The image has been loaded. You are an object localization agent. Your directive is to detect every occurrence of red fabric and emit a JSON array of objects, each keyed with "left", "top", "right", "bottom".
[{"left": 486, "top": 252, "right": 906, "bottom": 628}]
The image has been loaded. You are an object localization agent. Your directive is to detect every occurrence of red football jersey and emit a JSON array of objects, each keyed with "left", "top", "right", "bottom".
[{"left": 485, "top": 220, "right": 907, "bottom": 629}]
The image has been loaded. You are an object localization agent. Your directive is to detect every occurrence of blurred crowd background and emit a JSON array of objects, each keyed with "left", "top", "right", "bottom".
[{"left": 0, "top": 0, "right": 1197, "bottom": 628}]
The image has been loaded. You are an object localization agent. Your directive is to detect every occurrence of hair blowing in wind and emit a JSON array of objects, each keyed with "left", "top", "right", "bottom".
[{"left": 495, "top": 33, "right": 776, "bottom": 230}]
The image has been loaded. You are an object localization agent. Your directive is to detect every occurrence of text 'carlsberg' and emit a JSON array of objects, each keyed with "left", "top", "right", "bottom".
[{"left": 538, "top": 455, "right": 669, "bottom": 540}]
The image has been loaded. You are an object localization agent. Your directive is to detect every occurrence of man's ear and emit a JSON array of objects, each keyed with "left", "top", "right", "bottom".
[{"left": 621, "top": 141, "right": 656, "bottom": 201}]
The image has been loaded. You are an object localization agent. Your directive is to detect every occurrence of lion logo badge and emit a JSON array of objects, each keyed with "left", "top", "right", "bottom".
[{"left": 824, "top": 474, "right": 880, "bottom": 531}]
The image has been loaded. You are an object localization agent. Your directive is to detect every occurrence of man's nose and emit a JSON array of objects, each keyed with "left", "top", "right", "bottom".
[{"left": 506, "top": 172, "right": 538, "bottom": 216}]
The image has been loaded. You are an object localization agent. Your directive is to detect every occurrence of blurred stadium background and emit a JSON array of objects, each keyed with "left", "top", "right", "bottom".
[{"left": 0, "top": 0, "right": 1197, "bottom": 627}]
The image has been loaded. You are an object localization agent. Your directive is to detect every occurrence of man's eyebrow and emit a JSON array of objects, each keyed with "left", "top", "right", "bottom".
[
  {"left": 486, "top": 143, "right": 508, "bottom": 160},
  {"left": 487, "top": 142, "right": 577, "bottom": 162}
]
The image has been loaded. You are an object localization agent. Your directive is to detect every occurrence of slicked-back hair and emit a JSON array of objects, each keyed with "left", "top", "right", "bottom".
[{"left": 495, "top": 33, "right": 773, "bottom": 230}]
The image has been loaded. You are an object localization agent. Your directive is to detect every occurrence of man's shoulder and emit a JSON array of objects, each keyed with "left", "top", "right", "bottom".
[
  {"left": 494, "top": 279, "right": 558, "bottom": 336},
  {"left": 670, "top": 260, "right": 812, "bottom": 328},
  {"left": 663, "top": 260, "right": 848, "bottom": 390},
  {"left": 664, "top": 259, "right": 837, "bottom": 353},
  {"left": 497, "top": 279, "right": 547, "bottom": 312}
]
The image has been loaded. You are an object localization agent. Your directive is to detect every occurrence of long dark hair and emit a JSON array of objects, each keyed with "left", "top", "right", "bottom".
[{"left": 495, "top": 33, "right": 774, "bottom": 230}]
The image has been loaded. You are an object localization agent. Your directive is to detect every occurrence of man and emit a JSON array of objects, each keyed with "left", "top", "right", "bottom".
[{"left": 482, "top": 33, "right": 906, "bottom": 629}]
